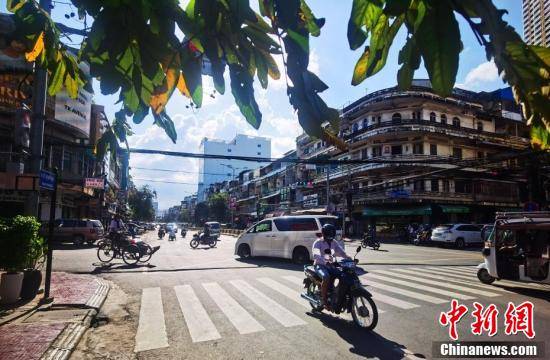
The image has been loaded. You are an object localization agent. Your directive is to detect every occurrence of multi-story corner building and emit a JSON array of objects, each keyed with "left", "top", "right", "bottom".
[
  {"left": 523, "top": 0, "right": 549, "bottom": 46},
  {"left": 0, "top": 45, "right": 127, "bottom": 221},
  {"left": 197, "top": 134, "right": 271, "bottom": 202},
  {"left": 297, "top": 80, "right": 531, "bottom": 235}
]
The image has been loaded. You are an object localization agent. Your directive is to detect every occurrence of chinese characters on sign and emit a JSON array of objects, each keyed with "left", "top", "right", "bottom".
[{"left": 439, "top": 300, "right": 536, "bottom": 340}]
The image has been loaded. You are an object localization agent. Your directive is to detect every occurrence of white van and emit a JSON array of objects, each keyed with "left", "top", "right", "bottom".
[{"left": 234, "top": 215, "right": 344, "bottom": 263}]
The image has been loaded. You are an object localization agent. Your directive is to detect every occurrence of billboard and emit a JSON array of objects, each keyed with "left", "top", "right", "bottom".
[
  {"left": 84, "top": 178, "right": 105, "bottom": 189},
  {"left": 0, "top": 73, "right": 32, "bottom": 113},
  {"left": 54, "top": 61, "right": 92, "bottom": 138}
]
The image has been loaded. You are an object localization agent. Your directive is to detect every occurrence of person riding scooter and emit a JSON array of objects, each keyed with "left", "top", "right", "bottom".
[
  {"left": 313, "top": 224, "right": 352, "bottom": 310},
  {"left": 158, "top": 225, "right": 165, "bottom": 239},
  {"left": 199, "top": 223, "right": 211, "bottom": 241}
]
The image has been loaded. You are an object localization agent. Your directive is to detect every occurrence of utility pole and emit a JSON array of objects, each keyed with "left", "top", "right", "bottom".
[
  {"left": 325, "top": 165, "right": 330, "bottom": 214},
  {"left": 26, "top": 0, "right": 52, "bottom": 217}
]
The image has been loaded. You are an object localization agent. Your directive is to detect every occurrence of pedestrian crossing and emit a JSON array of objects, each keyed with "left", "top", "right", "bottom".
[{"left": 133, "top": 266, "right": 511, "bottom": 352}]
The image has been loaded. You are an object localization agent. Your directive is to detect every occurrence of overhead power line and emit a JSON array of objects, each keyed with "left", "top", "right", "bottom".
[
  {"left": 132, "top": 178, "right": 199, "bottom": 185},
  {"left": 130, "top": 167, "right": 229, "bottom": 176}
]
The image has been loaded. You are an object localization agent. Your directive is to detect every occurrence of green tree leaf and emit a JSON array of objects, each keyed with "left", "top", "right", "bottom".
[{"left": 416, "top": 0, "right": 462, "bottom": 96}]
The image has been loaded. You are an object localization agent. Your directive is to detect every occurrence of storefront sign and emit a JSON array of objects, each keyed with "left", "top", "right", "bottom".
[
  {"left": 85, "top": 177, "right": 105, "bottom": 189},
  {"left": 0, "top": 73, "right": 32, "bottom": 112},
  {"left": 303, "top": 194, "right": 318, "bottom": 208},
  {"left": 39, "top": 170, "right": 56, "bottom": 191}
]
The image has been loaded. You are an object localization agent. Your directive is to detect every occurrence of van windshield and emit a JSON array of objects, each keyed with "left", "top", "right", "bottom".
[
  {"left": 208, "top": 223, "right": 220, "bottom": 229},
  {"left": 318, "top": 217, "right": 342, "bottom": 230}
]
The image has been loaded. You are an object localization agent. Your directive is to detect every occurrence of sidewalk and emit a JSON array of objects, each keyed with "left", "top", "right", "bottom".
[{"left": 0, "top": 272, "right": 109, "bottom": 360}]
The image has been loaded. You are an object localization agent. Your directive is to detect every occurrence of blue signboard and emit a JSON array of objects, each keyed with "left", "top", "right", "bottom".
[{"left": 39, "top": 170, "right": 56, "bottom": 191}]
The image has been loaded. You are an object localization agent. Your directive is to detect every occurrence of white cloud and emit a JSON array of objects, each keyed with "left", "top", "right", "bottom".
[{"left": 463, "top": 60, "right": 500, "bottom": 88}]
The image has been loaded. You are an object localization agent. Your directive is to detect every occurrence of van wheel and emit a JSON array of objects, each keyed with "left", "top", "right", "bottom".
[
  {"left": 237, "top": 244, "right": 251, "bottom": 258},
  {"left": 73, "top": 235, "right": 84, "bottom": 247},
  {"left": 455, "top": 238, "right": 465, "bottom": 249},
  {"left": 292, "top": 247, "right": 309, "bottom": 264}
]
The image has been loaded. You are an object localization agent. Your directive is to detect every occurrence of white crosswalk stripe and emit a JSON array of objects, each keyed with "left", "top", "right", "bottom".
[
  {"left": 174, "top": 285, "right": 221, "bottom": 343},
  {"left": 230, "top": 279, "right": 306, "bottom": 327},
  {"left": 203, "top": 282, "right": 265, "bottom": 335},
  {"left": 364, "top": 280, "right": 448, "bottom": 304},
  {"left": 134, "top": 287, "right": 168, "bottom": 352},
  {"left": 365, "top": 273, "right": 475, "bottom": 300},
  {"left": 257, "top": 277, "right": 310, "bottom": 309},
  {"left": 282, "top": 275, "right": 304, "bottom": 286},
  {"left": 370, "top": 291, "right": 419, "bottom": 309},
  {"left": 426, "top": 266, "right": 478, "bottom": 278},
  {"left": 408, "top": 268, "right": 509, "bottom": 292},
  {"left": 371, "top": 269, "right": 501, "bottom": 297}
]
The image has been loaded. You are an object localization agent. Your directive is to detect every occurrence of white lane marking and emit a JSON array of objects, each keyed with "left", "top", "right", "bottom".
[
  {"left": 364, "top": 280, "right": 448, "bottom": 304},
  {"left": 202, "top": 282, "right": 265, "bottom": 335},
  {"left": 174, "top": 285, "right": 221, "bottom": 343},
  {"left": 403, "top": 268, "right": 509, "bottom": 292},
  {"left": 365, "top": 273, "right": 475, "bottom": 300},
  {"left": 373, "top": 269, "right": 500, "bottom": 297},
  {"left": 428, "top": 266, "right": 477, "bottom": 276},
  {"left": 452, "top": 266, "right": 477, "bottom": 272},
  {"left": 370, "top": 291, "right": 419, "bottom": 309},
  {"left": 257, "top": 278, "right": 310, "bottom": 309},
  {"left": 282, "top": 275, "right": 303, "bottom": 285},
  {"left": 230, "top": 280, "right": 306, "bottom": 327},
  {"left": 134, "top": 287, "right": 168, "bottom": 352}
]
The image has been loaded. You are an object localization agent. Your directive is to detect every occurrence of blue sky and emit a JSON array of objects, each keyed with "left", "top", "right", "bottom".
[{"left": 1, "top": 0, "right": 523, "bottom": 209}]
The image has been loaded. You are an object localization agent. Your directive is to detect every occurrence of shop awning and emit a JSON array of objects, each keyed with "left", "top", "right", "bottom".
[
  {"left": 440, "top": 205, "right": 470, "bottom": 214},
  {"left": 261, "top": 191, "right": 280, "bottom": 200},
  {"left": 362, "top": 206, "right": 431, "bottom": 217}
]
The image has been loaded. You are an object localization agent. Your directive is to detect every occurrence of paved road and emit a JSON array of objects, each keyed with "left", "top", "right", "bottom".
[{"left": 55, "top": 232, "right": 549, "bottom": 360}]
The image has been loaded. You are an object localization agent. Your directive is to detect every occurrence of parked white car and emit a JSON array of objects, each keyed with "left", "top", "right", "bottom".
[
  {"left": 234, "top": 215, "right": 344, "bottom": 263},
  {"left": 430, "top": 224, "right": 482, "bottom": 248}
]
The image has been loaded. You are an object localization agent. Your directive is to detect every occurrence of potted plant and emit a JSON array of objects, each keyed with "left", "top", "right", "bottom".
[
  {"left": 20, "top": 219, "right": 46, "bottom": 300},
  {"left": 0, "top": 216, "right": 40, "bottom": 304}
]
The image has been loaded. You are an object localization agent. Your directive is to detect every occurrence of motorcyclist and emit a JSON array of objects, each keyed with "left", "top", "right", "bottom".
[
  {"left": 200, "top": 223, "right": 211, "bottom": 241},
  {"left": 313, "top": 224, "right": 351, "bottom": 310},
  {"left": 168, "top": 224, "right": 177, "bottom": 240}
]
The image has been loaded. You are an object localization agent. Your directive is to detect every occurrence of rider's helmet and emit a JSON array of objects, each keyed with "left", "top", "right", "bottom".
[{"left": 321, "top": 223, "right": 336, "bottom": 241}]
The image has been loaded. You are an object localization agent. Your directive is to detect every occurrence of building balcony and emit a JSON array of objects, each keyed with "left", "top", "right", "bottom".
[{"left": 344, "top": 118, "right": 529, "bottom": 149}]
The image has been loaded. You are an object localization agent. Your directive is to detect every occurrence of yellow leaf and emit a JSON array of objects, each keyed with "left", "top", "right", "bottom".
[
  {"left": 176, "top": 73, "right": 191, "bottom": 98},
  {"left": 25, "top": 32, "right": 45, "bottom": 62},
  {"left": 150, "top": 92, "right": 168, "bottom": 114}
]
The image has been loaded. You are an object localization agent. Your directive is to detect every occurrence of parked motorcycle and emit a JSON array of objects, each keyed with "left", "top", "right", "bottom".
[
  {"left": 361, "top": 233, "right": 380, "bottom": 250},
  {"left": 158, "top": 228, "right": 165, "bottom": 239},
  {"left": 301, "top": 246, "right": 378, "bottom": 330},
  {"left": 190, "top": 232, "right": 217, "bottom": 248}
]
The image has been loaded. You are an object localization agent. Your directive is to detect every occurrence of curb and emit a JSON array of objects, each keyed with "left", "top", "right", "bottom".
[{"left": 40, "top": 278, "right": 110, "bottom": 360}]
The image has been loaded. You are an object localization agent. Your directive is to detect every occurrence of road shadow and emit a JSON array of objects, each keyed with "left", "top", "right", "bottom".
[
  {"left": 89, "top": 262, "right": 157, "bottom": 274},
  {"left": 307, "top": 311, "right": 426, "bottom": 359},
  {"left": 492, "top": 284, "right": 550, "bottom": 301},
  {"left": 51, "top": 242, "right": 97, "bottom": 250},
  {"left": 235, "top": 257, "right": 305, "bottom": 271}
]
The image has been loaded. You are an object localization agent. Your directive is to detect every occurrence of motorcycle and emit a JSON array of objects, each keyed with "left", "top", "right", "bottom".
[
  {"left": 414, "top": 228, "right": 432, "bottom": 246},
  {"left": 361, "top": 233, "right": 380, "bottom": 250},
  {"left": 168, "top": 232, "right": 176, "bottom": 241},
  {"left": 181, "top": 228, "right": 187, "bottom": 238},
  {"left": 301, "top": 246, "right": 378, "bottom": 330},
  {"left": 158, "top": 228, "right": 165, "bottom": 239},
  {"left": 190, "top": 232, "right": 217, "bottom": 248}
]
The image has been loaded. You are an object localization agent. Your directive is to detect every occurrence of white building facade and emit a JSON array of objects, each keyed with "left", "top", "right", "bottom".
[{"left": 197, "top": 134, "right": 271, "bottom": 201}]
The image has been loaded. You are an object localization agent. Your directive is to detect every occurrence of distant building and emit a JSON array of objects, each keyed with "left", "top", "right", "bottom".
[
  {"left": 523, "top": 0, "right": 549, "bottom": 46},
  {"left": 197, "top": 134, "right": 271, "bottom": 201}
]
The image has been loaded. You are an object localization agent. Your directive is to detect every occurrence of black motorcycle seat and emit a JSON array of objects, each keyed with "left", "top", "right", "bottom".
[{"left": 305, "top": 266, "right": 320, "bottom": 279}]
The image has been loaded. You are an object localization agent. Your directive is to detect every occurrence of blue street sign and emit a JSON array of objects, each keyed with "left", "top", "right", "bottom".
[{"left": 39, "top": 170, "right": 56, "bottom": 191}]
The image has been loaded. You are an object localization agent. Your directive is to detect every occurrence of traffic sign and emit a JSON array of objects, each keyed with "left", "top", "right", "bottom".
[{"left": 39, "top": 170, "right": 56, "bottom": 191}]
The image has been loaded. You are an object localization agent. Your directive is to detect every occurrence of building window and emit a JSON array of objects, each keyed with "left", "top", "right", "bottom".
[
  {"left": 257, "top": 144, "right": 261, "bottom": 147},
  {"left": 372, "top": 146, "right": 382, "bottom": 157},
  {"left": 430, "top": 144, "right": 438, "bottom": 155},
  {"left": 361, "top": 148, "right": 369, "bottom": 159},
  {"left": 431, "top": 179, "right": 439, "bottom": 192},
  {"left": 391, "top": 145, "right": 402, "bottom": 155},
  {"left": 430, "top": 112, "right": 436, "bottom": 122},
  {"left": 362, "top": 118, "right": 368, "bottom": 128},
  {"left": 442, "top": 180, "right": 450, "bottom": 192},
  {"left": 392, "top": 113, "right": 402, "bottom": 123},
  {"left": 455, "top": 180, "right": 471, "bottom": 194},
  {"left": 227, "top": 149, "right": 232, "bottom": 152},
  {"left": 477, "top": 121, "right": 483, "bottom": 131},
  {"left": 352, "top": 123, "right": 359, "bottom": 133},
  {"left": 257, "top": 152, "right": 261, "bottom": 155},
  {"left": 413, "top": 180, "right": 425, "bottom": 192},
  {"left": 377, "top": 116, "right": 381, "bottom": 124},
  {"left": 441, "top": 114, "right": 447, "bottom": 125},
  {"left": 452, "top": 147, "right": 462, "bottom": 159},
  {"left": 412, "top": 111, "right": 421, "bottom": 120},
  {"left": 413, "top": 143, "right": 424, "bottom": 155},
  {"left": 63, "top": 151, "right": 72, "bottom": 172},
  {"left": 371, "top": 116, "right": 376, "bottom": 123},
  {"left": 477, "top": 151, "right": 484, "bottom": 158},
  {"left": 452, "top": 117, "right": 461, "bottom": 127}
]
